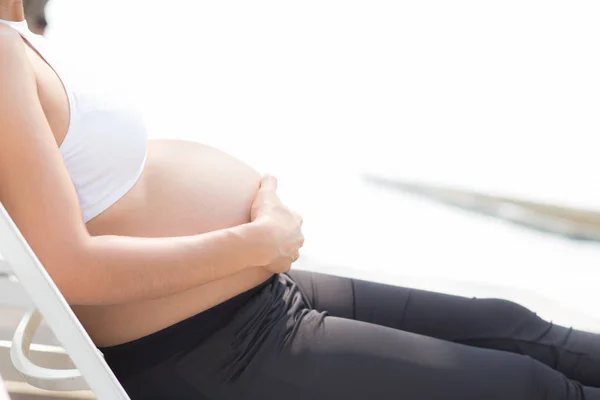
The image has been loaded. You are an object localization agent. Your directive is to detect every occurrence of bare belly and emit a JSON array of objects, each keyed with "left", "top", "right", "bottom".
[{"left": 77, "top": 139, "right": 273, "bottom": 347}]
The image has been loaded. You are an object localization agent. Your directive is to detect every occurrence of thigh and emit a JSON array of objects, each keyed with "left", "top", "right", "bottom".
[
  {"left": 240, "top": 313, "right": 599, "bottom": 400},
  {"left": 120, "top": 311, "right": 600, "bottom": 400},
  {"left": 288, "top": 270, "right": 600, "bottom": 387},
  {"left": 288, "top": 269, "right": 544, "bottom": 340}
]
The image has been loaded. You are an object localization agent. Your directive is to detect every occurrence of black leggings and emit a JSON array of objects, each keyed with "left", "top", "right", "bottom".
[{"left": 105, "top": 271, "right": 600, "bottom": 400}]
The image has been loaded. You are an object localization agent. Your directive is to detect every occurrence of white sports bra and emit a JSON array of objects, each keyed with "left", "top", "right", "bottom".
[{"left": 0, "top": 19, "right": 148, "bottom": 223}]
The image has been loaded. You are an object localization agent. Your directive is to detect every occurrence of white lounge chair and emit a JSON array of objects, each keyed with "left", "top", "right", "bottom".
[{"left": 0, "top": 202, "right": 130, "bottom": 400}]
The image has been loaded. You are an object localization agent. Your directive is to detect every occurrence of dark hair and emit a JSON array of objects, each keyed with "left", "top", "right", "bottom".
[{"left": 23, "top": 0, "right": 48, "bottom": 30}]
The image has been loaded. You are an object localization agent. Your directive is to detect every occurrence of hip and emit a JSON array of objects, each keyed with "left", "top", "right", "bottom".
[{"left": 101, "top": 273, "right": 315, "bottom": 399}]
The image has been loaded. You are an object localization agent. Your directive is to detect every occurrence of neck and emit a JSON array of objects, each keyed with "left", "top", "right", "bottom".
[{"left": 0, "top": 0, "right": 24, "bottom": 22}]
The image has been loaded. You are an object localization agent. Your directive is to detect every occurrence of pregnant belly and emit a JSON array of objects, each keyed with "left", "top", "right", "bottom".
[
  {"left": 77, "top": 139, "right": 273, "bottom": 346},
  {"left": 87, "top": 139, "right": 261, "bottom": 238}
]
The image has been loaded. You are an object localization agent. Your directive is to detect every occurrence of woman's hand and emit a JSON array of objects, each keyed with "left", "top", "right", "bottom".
[{"left": 250, "top": 175, "right": 304, "bottom": 273}]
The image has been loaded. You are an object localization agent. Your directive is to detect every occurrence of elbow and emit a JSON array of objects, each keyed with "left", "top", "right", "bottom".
[
  {"left": 40, "top": 243, "right": 105, "bottom": 305},
  {"left": 53, "top": 275, "right": 98, "bottom": 306}
]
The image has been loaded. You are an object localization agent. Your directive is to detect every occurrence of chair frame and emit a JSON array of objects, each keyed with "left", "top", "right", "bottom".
[{"left": 0, "top": 203, "right": 130, "bottom": 399}]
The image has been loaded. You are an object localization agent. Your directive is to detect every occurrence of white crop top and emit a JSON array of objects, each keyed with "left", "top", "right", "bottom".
[{"left": 0, "top": 19, "right": 148, "bottom": 223}]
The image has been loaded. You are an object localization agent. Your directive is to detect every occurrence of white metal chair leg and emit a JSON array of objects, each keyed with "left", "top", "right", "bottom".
[
  {"left": 10, "top": 308, "right": 89, "bottom": 391},
  {"left": 0, "top": 373, "right": 10, "bottom": 400}
]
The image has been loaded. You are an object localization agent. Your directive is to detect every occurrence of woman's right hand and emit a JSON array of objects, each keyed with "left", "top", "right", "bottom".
[{"left": 250, "top": 175, "right": 304, "bottom": 273}]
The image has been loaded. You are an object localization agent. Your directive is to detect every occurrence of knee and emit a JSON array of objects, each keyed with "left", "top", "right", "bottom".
[{"left": 482, "top": 298, "right": 544, "bottom": 325}]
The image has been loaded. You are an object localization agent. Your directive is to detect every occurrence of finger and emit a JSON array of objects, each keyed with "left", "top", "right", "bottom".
[{"left": 261, "top": 175, "right": 278, "bottom": 191}]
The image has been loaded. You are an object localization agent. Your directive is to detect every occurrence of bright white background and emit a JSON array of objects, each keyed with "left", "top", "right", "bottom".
[{"left": 37, "top": 0, "right": 600, "bottom": 329}]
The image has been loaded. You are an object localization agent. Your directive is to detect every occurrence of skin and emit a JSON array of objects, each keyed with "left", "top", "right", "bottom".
[{"left": 0, "top": 0, "right": 303, "bottom": 346}]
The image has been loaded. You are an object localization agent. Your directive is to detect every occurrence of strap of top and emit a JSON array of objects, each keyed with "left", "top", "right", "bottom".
[
  {"left": 0, "top": 18, "right": 31, "bottom": 34},
  {"left": 0, "top": 18, "right": 46, "bottom": 58}
]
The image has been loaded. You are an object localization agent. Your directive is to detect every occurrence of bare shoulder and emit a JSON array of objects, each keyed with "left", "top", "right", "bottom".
[
  {"left": 0, "top": 24, "right": 31, "bottom": 73},
  {"left": 0, "top": 23, "right": 23, "bottom": 51},
  {"left": 0, "top": 24, "right": 35, "bottom": 103}
]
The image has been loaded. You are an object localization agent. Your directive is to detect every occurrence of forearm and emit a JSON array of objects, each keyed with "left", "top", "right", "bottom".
[{"left": 58, "top": 223, "right": 264, "bottom": 306}]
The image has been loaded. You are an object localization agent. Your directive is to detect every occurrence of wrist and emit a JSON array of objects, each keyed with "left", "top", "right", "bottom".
[{"left": 231, "top": 221, "right": 272, "bottom": 267}]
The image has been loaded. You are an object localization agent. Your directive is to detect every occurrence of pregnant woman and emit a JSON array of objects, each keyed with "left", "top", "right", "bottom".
[{"left": 1, "top": 3, "right": 600, "bottom": 399}]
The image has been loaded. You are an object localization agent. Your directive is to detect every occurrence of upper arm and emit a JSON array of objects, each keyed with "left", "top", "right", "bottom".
[{"left": 0, "top": 26, "right": 90, "bottom": 288}]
